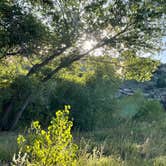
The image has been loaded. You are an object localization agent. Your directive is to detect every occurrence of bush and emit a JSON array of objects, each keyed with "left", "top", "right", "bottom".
[
  {"left": 13, "top": 105, "right": 78, "bottom": 166},
  {"left": 55, "top": 58, "right": 120, "bottom": 130},
  {"left": 118, "top": 92, "right": 145, "bottom": 119},
  {"left": 117, "top": 92, "right": 164, "bottom": 122},
  {"left": 134, "top": 100, "right": 164, "bottom": 121},
  {"left": 156, "top": 74, "right": 166, "bottom": 88}
]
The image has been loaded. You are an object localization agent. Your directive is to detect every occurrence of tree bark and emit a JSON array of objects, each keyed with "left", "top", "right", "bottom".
[
  {"left": 0, "top": 101, "right": 14, "bottom": 130},
  {"left": 10, "top": 97, "right": 30, "bottom": 130},
  {"left": 27, "top": 46, "right": 69, "bottom": 76}
]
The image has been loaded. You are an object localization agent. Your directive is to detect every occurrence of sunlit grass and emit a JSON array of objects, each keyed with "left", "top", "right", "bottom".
[{"left": 0, "top": 114, "right": 166, "bottom": 166}]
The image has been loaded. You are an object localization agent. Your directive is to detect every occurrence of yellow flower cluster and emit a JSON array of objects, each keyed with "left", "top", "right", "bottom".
[{"left": 17, "top": 105, "right": 78, "bottom": 166}]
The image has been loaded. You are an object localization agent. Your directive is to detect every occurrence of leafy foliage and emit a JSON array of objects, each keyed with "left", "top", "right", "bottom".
[
  {"left": 15, "top": 105, "right": 78, "bottom": 166},
  {"left": 0, "top": 0, "right": 165, "bottom": 78},
  {"left": 134, "top": 100, "right": 164, "bottom": 121},
  {"left": 118, "top": 92, "right": 165, "bottom": 121},
  {"left": 54, "top": 57, "right": 120, "bottom": 130},
  {"left": 0, "top": 0, "right": 49, "bottom": 57},
  {"left": 120, "top": 51, "right": 159, "bottom": 81},
  {"left": 156, "top": 72, "right": 166, "bottom": 88},
  {"left": 0, "top": 57, "right": 120, "bottom": 130},
  {"left": 118, "top": 92, "right": 145, "bottom": 119},
  {"left": 0, "top": 0, "right": 165, "bottom": 129}
]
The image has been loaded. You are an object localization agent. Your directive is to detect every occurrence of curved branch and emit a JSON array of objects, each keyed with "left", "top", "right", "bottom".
[
  {"left": 43, "top": 25, "right": 131, "bottom": 81},
  {"left": 27, "top": 45, "right": 69, "bottom": 76}
]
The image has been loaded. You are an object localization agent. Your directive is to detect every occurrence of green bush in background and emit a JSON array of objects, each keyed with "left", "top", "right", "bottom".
[{"left": 117, "top": 92, "right": 164, "bottom": 122}]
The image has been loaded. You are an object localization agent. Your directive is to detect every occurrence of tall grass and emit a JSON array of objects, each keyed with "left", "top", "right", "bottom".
[
  {"left": 0, "top": 102, "right": 166, "bottom": 166},
  {"left": 0, "top": 132, "right": 18, "bottom": 164},
  {"left": 75, "top": 114, "right": 166, "bottom": 166}
]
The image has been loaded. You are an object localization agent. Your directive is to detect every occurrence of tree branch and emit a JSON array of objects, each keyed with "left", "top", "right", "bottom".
[
  {"left": 27, "top": 45, "right": 69, "bottom": 76},
  {"left": 27, "top": 22, "right": 130, "bottom": 79},
  {"left": 0, "top": 49, "right": 23, "bottom": 60},
  {"left": 42, "top": 26, "right": 131, "bottom": 81}
]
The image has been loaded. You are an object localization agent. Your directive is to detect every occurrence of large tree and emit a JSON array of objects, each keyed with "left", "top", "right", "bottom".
[{"left": 0, "top": 0, "right": 165, "bottom": 130}]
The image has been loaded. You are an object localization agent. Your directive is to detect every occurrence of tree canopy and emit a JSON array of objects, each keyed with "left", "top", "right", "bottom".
[
  {"left": 0, "top": 0, "right": 165, "bottom": 81},
  {"left": 0, "top": 0, "right": 166, "bottom": 130}
]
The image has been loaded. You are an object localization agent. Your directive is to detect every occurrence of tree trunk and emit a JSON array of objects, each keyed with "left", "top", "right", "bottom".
[
  {"left": 0, "top": 101, "right": 14, "bottom": 130},
  {"left": 10, "top": 97, "right": 30, "bottom": 130}
]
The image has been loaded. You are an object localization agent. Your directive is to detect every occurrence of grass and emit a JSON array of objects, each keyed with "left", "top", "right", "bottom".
[
  {"left": 0, "top": 115, "right": 166, "bottom": 165},
  {"left": 75, "top": 115, "right": 166, "bottom": 166},
  {"left": 0, "top": 132, "right": 18, "bottom": 163},
  {"left": 77, "top": 156, "right": 123, "bottom": 166}
]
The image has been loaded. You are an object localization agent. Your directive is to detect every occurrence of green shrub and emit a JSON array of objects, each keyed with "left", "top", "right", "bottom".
[
  {"left": 55, "top": 58, "right": 120, "bottom": 130},
  {"left": 118, "top": 92, "right": 145, "bottom": 119},
  {"left": 156, "top": 76, "right": 166, "bottom": 88},
  {"left": 117, "top": 92, "right": 164, "bottom": 122},
  {"left": 0, "top": 56, "right": 121, "bottom": 131},
  {"left": 134, "top": 100, "right": 164, "bottom": 121},
  {"left": 13, "top": 105, "right": 78, "bottom": 166}
]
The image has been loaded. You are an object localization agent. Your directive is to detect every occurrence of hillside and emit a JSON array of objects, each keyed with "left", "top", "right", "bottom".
[{"left": 119, "top": 64, "right": 166, "bottom": 110}]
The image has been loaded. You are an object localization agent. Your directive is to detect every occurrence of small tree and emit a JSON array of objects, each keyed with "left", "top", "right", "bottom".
[{"left": 13, "top": 105, "right": 78, "bottom": 166}]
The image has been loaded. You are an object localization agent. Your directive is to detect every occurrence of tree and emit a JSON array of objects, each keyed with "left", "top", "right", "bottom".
[
  {"left": 54, "top": 56, "right": 121, "bottom": 130},
  {"left": 1, "top": 0, "right": 165, "bottom": 75},
  {"left": 0, "top": 0, "right": 165, "bottom": 130}
]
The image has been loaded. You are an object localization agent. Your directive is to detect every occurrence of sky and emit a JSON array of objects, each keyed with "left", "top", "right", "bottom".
[
  {"left": 154, "top": 52, "right": 166, "bottom": 63},
  {"left": 103, "top": 0, "right": 166, "bottom": 64},
  {"left": 82, "top": 37, "right": 166, "bottom": 64},
  {"left": 153, "top": 37, "right": 166, "bottom": 63}
]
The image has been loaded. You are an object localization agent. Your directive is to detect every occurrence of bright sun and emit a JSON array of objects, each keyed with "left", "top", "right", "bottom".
[
  {"left": 82, "top": 40, "right": 96, "bottom": 50},
  {"left": 81, "top": 39, "right": 104, "bottom": 56}
]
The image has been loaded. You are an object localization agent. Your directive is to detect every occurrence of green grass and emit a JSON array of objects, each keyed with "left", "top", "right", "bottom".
[
  {"left": 75, "top": 115, "right": 166, "bottom": 166},
  {"left": 0, "top": 115, "right": 166, "bottom": 166},
  {"left": 0, "top": 132, "right": 18, "bottom": 162}
]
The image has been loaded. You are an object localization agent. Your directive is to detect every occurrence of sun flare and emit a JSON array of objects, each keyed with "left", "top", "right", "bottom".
[
  {"left": 82, "top": 40, "right": 97, "bottom": 51},
  {"left": 81, "top": 39, "right": 104, "bottom": 56}
]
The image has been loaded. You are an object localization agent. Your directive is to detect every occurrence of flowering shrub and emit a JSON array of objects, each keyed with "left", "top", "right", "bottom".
[{"left": 15, "top": 105, "right": 78, "bottom": 166}]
